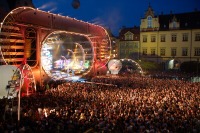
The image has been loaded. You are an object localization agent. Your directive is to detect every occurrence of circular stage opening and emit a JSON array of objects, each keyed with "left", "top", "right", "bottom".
[
  {"left": 41, "top": 31, "right": 93, "bottom": 81},
  {"left": 119, "top": 59, "right": 144, "bottom": 75}
]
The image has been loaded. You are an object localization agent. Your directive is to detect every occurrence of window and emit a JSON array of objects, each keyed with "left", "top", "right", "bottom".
[
  {"left": 185, "top": 23, "right": 188, "bottom": 27},
  {"left": 182, "top": 33, "right": 188, "bottom": 41},
  {"left": 124, "top": 50, "right": 127, "bottom": 54},
  {"left": 194, "top": 48, "right": 200, "bottom": 56},
  {"left": 171, "top": 48, "right": 177, "bottom": 56},
  {"left": 142, "top": 48, "right": 147, "bottom": 55},
  {"left": 173, "top": 21, "right": 177, "bottom": 28},
  {"left": 151, "top": 35, "right": 156, "bottom": 42},
  {"left": 133, "top": 43, "right": 139, "bottom": 48},
  {"left": 160, "top": 35, "right": 166, "bottom": 42},
  {"left": 129, "top": 44, "right": 133, "bottom": 49},
  {"left": 120, "top": 49, "right": 125, "bottom": 54},
  {"left": 171, "top": 34, "right": 177, "bottom": 42},
  {"left": 151, "top": 48, "right": 156, "bottom": 56},
  {"left": 195, "top": 33, "right": 200, "bottom": 41},
  {"left": 129, "top": 49, "right": 133, "bottom": 53},
  {"left": 125, "top": 33, "right": 133, "bottom": 40},
  {"left": 147, "top": 16, "right": 152, "bottom": 28},
  {"left": 120, "top": 44, "right": 124, "bottom": 49},
  {"left": 143, "top": 35, "right": 147, "bottom": 42},
  {"left": 160, "top": 48, "right": 165, "bottom": 56},
  {"left": 182, "top": 48, "right": 188, "bottom": 56}
]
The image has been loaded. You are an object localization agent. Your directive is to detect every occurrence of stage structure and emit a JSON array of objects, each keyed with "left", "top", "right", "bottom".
[
  {"left": 0, "top": 6, "right": 111, "bottom": 83},
  {"left": 107, "top": 59, "right": 144, "bottom": 75},
  {"left": 120, "top": 59, "right": 144, "bottom": 75},
  {"left": 107, "top": 59, "right": 122, "bottom": 75},
  {"left": 0, "top": 64, "right": 36, "bottom": 99}
]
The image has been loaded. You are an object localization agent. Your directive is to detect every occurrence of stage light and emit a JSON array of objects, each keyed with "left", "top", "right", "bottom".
[{"left": 72, "top": 0, "right": 80, "bottom": 9}]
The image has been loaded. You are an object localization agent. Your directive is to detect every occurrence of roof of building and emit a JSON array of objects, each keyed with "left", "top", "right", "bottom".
[
  {"left": 119, "top": 26, "right": 140, "bottom": 41},
  {"left": 159, "top": 11, "right": 200, "bottom": 30}
]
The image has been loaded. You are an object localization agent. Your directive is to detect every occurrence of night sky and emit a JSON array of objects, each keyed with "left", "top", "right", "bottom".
[{"left": 33, "top": 0, "right": 200, "bottom": 36}]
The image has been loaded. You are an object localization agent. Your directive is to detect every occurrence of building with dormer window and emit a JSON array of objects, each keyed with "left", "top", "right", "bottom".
[
  {"left": 140, "top": 5, "right": 200, "bottom": 70},
  {"left": 118, "top": 26, "right": 140, "bottom": 60}
]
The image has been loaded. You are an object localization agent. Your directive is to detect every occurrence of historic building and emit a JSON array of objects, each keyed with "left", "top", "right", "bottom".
[
  {"left": 118, "top": 26, "right": 140, "bottom": 60},
  {"left": 140, "top": 5, "right": 200, "bottom": 70}
]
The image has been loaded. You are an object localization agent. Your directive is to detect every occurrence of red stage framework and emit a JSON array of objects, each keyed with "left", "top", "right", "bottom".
[{"left": 0, "top": 6, "right": 111, "bottom": 83}]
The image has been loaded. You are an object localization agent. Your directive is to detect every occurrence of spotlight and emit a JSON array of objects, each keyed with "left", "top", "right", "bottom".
[{"left": 72, "top": 0, "right": 80, "bottom": 9}]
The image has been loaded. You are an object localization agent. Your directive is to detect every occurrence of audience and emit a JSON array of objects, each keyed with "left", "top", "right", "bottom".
[{"left": 0, "top": 72, "right": 200, "bottom": 133}]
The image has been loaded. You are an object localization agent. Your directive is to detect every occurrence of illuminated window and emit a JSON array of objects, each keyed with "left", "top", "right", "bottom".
[
  {"left": 194, "top": 48, "right": 200, "bottom": 56},
  {"left": 195, "top": 33, "right": 200, "bottom": 41},
  {"left": 143, "top": 35, "right": 147, "bottom": 42},
  {"left": 151, "top": 35, "right": 156, "bottom": 42},
  {"left": 160, "top": 48, "right": 165, "bottom": 56},
  {"left": 182, "top": 48, "right": 188, "bottom": 56},
  {"left": 142, "top": 48, "right": 147, "bottom": 55},
  {"left": 182, "top": 33, "right": 188, "bottom": 41},
  {"left": 171, "top": 48, "right": 177, "bottom": 56},
  {"left": 171, "top": 34, "right": 177, "bottom": 42},
  {"left": 160, "top": 35, "right": 166, "bottom": 42},
  {"left": 147, "top": 16, "right": 152, "bottom": 28}
]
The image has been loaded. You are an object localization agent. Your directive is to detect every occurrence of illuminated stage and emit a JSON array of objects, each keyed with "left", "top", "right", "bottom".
[
  {"left": 41, "top": 31, "right": 93, "bottom": 81},
  {"left": 0, "top": 6, "right": 111, "bottom": 85}
]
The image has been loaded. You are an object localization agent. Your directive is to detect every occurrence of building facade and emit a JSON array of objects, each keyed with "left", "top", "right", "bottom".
[
  {"left": 118, "top": 26, "right": 140, "bottom": 60},
  {"left": 140, "top": 5, "right": 200, "bottom": 70}
]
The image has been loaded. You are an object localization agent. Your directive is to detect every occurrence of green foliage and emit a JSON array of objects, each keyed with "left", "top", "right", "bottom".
[{"left": 137, "top": 60, "right": 161, "bottom": 71}]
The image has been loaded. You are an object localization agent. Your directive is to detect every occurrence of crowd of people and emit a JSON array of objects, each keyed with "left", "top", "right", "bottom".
[{"left": 0, "top": 72, "right": 200, "bottom": 132}]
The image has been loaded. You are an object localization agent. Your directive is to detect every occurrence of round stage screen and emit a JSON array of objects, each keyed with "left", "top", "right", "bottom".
[
  {"left": 41, "top": 31, "right": 94, "bottom": 81},
  {"left": 108, "top": 59, "right": 122, "bottom": 74}
]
